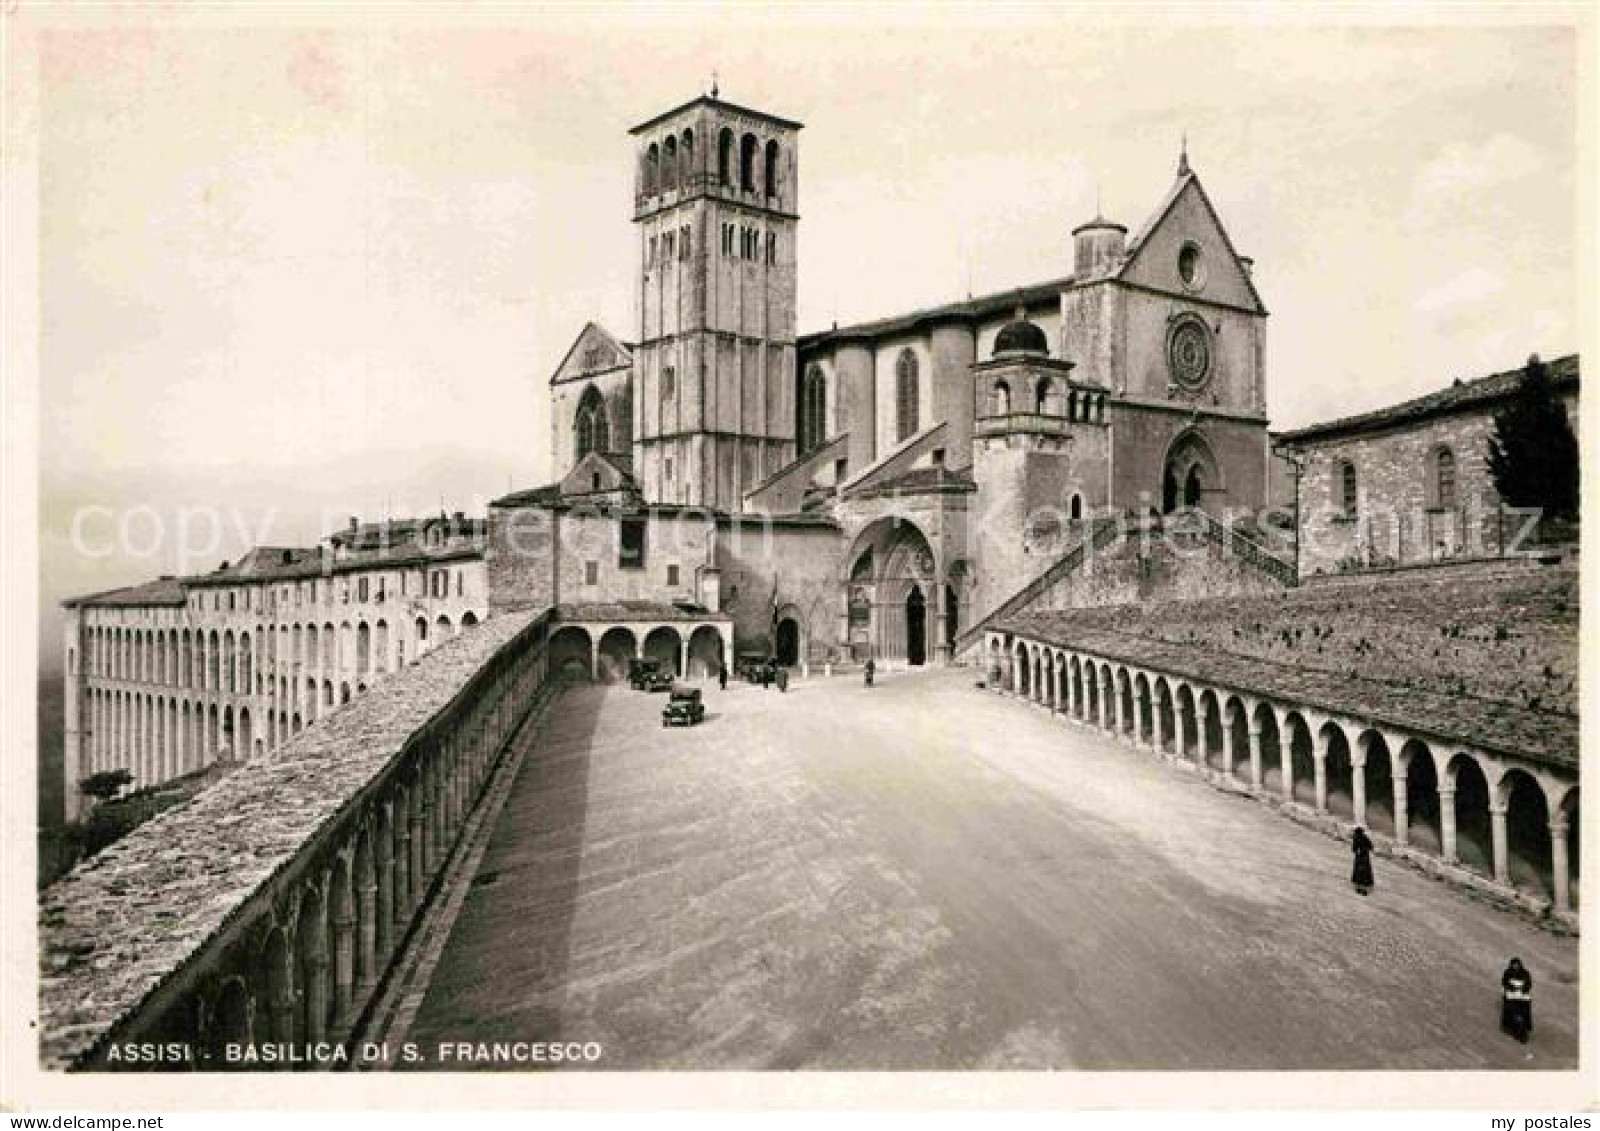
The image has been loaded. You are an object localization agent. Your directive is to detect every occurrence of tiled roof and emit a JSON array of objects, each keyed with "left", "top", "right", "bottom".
[
  {"left": 555, "top": 600, "right": 728, "bottom": 623},
  {"left": 849, "top": 465, "right": 976, "bottom": 497},
  {"left": 62, "top": 577, "right": 189, "bottom": 609},
  {"left": 492, "top": 482, "right": 566, "bottom": 508},
  {"left": 1277, "top": 355, "right": 1580, "bottom": 444},
  {"left": 799, "top": 278, "right": 1069, "bottom": 348}
]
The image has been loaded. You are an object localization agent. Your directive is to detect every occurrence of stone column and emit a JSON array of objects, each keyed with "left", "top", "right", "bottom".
[
  {"left": 1134, "top": 686, "right": 1149, "bottom": 748},
  {"left": 1111, "top": 677, "right": 1125, "bottom": 737},
  {"left": 1098, "top": 673, "right": 1111, "bottom": 732},
  {"left": 1154, "top": 700, "right": 1168, "bottom": 756},
  {"left": 1064, "top": 660, "right": 1077, "bottom": 717},
  {"left": 1220, "top": 710, "right": 1236, "bottom": 779},
  {"left": 1312, "top": 730, "right": 1329, "bottom": 812},
  {"left": 375, "top": 827, "right": 394, "bottom": 965},
  {"left": 1174, "top": 703, "right": 1189, "bottom": 763},
  {"left": 1550, "top": 815, "right": 1571, "bottom": 914},
  {"left": 1489, "top": 802, "right": 1509, "bottom": 885},
  {"left": 408, "top": 784, "right": 426, "bottom": 909},
  {"left": 1350, "top": 748, "right": 1368, "bottom": 829},
  {"left": 303, "top": 942, "right": 330, "bottom": 1045},
  {"left": 1392, "top": 777, "right": 1410, "bottom": 847},
  {"left": 356, "top": 870, "right": 377, "bottom": 999},
  {"left": 332, "top": 898, "right": 355, "bottom": 1024},
  {"left": 1439, "top": 785, "right": 1458, "bottom": 864}
]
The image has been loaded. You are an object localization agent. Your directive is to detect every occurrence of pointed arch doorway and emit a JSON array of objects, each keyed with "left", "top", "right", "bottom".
[{"left": 1161, "top": 429, "right": 1221, "bottom": 514}]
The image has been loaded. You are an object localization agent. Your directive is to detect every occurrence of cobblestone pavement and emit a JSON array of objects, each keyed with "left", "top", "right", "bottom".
[{"left": 400, "top": 667, "right": 1577, "bottom": 1070}]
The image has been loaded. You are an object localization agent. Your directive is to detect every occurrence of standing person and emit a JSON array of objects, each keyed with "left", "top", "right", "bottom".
[
  {"left": 1501, "top": 958, "right": 1533, "bottom": 1043},
  {"left": 776, "top": 666, "right": 788, "bottom": 693},
  {"left": 718, "top": 661, "right": 727, "bottom": 692},
  {"left": 1350, "top": 826, "right": 1375, "bottom": 896},
  {"left": 760, "top": 662, "right": 771, "bottom": 690},
  {"left": 864, "top": 657, "right": 875, "bottom": 688}
]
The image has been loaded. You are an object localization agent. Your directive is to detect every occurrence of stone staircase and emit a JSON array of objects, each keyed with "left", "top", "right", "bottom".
[{"left": 953, "top": 510, "right": 1296, "bottom": 660}]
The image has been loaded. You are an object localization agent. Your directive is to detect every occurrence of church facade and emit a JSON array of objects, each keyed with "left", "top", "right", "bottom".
[{"left": 525, "top": 91, "right": 1275, "bottom": 667}]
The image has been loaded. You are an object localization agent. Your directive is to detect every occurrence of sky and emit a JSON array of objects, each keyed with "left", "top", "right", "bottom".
[{"left": 29, "top": 8, "right": 1587, "bottom": 662}]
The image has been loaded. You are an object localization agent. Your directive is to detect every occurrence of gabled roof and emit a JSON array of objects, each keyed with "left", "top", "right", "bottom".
[
  {"left": 1276, "top": 354, "right": 1580, "bottom": 445},
  {"left": 550, "top": 322, "right": 634, "bottom": 386},
  {"left": 1118, "top": 168, "right": 1267, "bottom": 314},
  {"left": 492, "top": 482, "right": 566, "bottom": 509}
]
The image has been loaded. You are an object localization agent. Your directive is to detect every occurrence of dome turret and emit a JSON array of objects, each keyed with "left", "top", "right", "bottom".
[{"left": 993, "top": 307, "right": 1049, "bottom": 358}]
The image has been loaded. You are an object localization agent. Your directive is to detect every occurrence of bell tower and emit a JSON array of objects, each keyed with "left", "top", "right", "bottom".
[{"left": 630, "top": 91, "right": 802, "bottom": 511}]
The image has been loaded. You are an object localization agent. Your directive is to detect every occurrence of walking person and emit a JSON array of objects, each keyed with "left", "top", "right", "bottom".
[
  {"left": 776, "top": 666, "right": 788, "bottom": 693},
  {"left": 864, "top": 657, "right": 875, "bottom": 688},
  {"left": 718, "top": 661, "right": 727, "bottom": 692},
  {"left": 1350, "top": 826, "right": 1375, "bottom": 896},
  {"left": 1501, "top": 958, "right": 1534, "bottom": 1044}
]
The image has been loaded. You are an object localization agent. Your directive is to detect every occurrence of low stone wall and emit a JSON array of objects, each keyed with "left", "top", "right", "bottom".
[{"left": 39, "top": 607, "right": 553, "bottom": 1070}]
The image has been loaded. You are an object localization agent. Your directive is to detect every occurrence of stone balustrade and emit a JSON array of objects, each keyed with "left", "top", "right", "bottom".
[{"left": 39, "top": 607, "right": 555, "bottom": 1070}]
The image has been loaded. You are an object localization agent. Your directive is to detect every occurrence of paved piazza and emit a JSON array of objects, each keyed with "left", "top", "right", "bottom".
[{"left": 402, "top": 668, "right": 1577, "bottom": 1071}]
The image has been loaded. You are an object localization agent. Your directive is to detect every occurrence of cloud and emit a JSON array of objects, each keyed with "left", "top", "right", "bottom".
[
  {"left": 1407, "top": 134, "right": 1546, "bottom": 218},
  {"left": 1414, "top": 265, "right": 1504, "bottom": 317}
]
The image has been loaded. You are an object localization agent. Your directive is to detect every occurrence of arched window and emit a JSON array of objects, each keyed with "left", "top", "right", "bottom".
[
  {"left": 801, "top": 365, "right": 827, "bottom": 453},
  {"left": 662, "top": 135, "right": 678, "bottom": 191},
  {"left": 1034, "top": 375, "right": 1053, "bottom": 414},
  {"left": 1434, "top": 447, "right": 1457, "bottom": 509},
  {"left": 764, "top": 140, "right": 780, "bottom": 196},
  {"left": 645, "top": 143, "right": 660, "bottom": 195},
  {"left": 895, "top": 349, "right": 920, "bottom": 441},
  {"left": 740, "top": 134, "right": 758, "bottom": 192},
  {"left": 575, "top": 385, "right": 609, "bottom": 459},
  {"left": 992, "top": 380, "right": 1011, "bottom": 416},
  {"left": 681, "top": 129, "right": 695, "bottom": 182},
  {"left": 1339, "top": 460, "right": 1358, "bottom": 518},
  {"left": 718, "top": 129, "right": 734, "bottom": 185}
]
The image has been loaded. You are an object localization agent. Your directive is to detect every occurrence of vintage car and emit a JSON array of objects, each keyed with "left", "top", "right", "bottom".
[
  {"left": 662, "top": 686, "right": 705, "bottom": 726},
  {"left": 736, "top": 654, "right": 778, "bottom": 684},
  {"left": 629, "top": 659, "right": 673, "bottom": 692}
]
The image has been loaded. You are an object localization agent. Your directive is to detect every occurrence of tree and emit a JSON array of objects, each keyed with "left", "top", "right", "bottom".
[
  {"left": 78, "top": 768, "right": 133, "bottom": 804},
  {"left": 1486, "top": 355, "right": 1579, "bottom": 521}
]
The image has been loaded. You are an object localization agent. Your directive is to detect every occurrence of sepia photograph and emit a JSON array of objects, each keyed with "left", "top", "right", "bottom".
[{"left": 1, "top": 0, "right": 1594, "bottom": 1115}]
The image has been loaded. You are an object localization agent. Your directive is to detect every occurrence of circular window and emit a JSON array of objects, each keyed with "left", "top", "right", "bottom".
[
  {"left": 1167, "top": 316, "right": 1213, "bottom": 391},
  {"left": 1178, "top": 241, "right": 1205, "bottom": 291}
]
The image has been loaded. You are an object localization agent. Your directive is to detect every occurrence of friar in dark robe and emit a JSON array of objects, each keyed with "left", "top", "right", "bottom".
[
  {"left": 1350, "top": 826, "right": 1375, "bottom": 895},
  {"left": 1501, "top": 958, "right": 1533, "bottom": 1043}
]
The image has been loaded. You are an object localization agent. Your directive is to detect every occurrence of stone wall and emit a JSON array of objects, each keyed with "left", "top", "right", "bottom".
[
  {"left": 555, "top": 507, "right": 714, "bottom": 606},
  {"left": 714, "top": 516, "right": 845, "bottom": 659},
  {"left": 1296, "top": 408, "right": 1506, "bottom": 577},
  {"left": 486, "top": 503, "right": 558, "bottom": 613}
]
